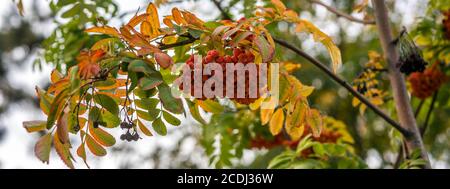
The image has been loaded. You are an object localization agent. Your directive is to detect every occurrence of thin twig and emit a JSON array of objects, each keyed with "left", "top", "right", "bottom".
[
  {"left": 310, "top": 0, "right": 375, "bottom": 25},
  {"left": 414, "top": 99, "right": 425, "bottom": 117}
]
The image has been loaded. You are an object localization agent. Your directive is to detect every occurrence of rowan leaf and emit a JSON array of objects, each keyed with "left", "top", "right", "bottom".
[
  {"left": 76, "top": 143, "right": 90, "bottom": 168},
  {"left": 163, "top": 111, "right": 181, "bottom": 126},
  {"left": 88, "top": 123, "right": 115, "bottom": 147},
  {"left": 158, "top": 83, "right": 183, "bottom": 114},
  {"left": 269, "top": 108, "right": 284, "bottom": 135},
  {"left": 261, "top": 108, "right": 274, "bottom": 125},
  {"left": 46, "top": 88, "right": 69, "bottom": 129},
  {"left": 139, "top": 74, "right": 163, "bottom": 90},
  {"left": 296, "top": 20, "right": 342, "bottom": 73},
  {"left": 196, "top": 99, "right": 224, "bottom": 114},
  {"left": 86, "top": 133, "right": 107, "bottom": 156},
  {"left": 137, "top": 119, "right": 153, "bottom": 136},
  {"left": 34, "top": 133, "right": 52, "bottom": 164},
  {"left": 35, "top": 86, "right": 53, "bottom": 115},
  {"left": 135, "top": 98, "right": 159, "bottom": 110},
  {"left": 128, "top": 60, "right": 156, "bottom": 75},
  {"left": 94, "top": 94, "right": 119, "bottom": 115},
  {"left": 137, "top": 110, "right": 158, "bottom": 121},
  {"left": 254, "top": 35, "right": 275, "bottom": 63},
  {"left": 146, "top": 3, "right": 160, "bottom": 36},
  {"left": 23, "top": 121, "right": 47, "bottom": 133},
  {"left": 306, "top": 109, "right": 323, "bottom": 137},
  {"left": 53, "top": 134, "right": 74, "bottom": 169},
  {"left": 187, "top": 100, "right": 206, "bottom": 125},
  {"left": 171, "top": 8, "right": 186, "bottom": 25},
  {"left": 85, "top": 26, "right": 120, "bottom": 38}
]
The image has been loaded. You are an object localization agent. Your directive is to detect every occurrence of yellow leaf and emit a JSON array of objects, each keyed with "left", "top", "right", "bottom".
[
  {"left": 286, "top": 124, "right": 304, "bottom": 141},
  {"left": 141, "top": 21, "right": 152, "bottom": 38},
  {"left": 85, "top": 26, "right": 120, "bottom": 38},
  {"left": 306, "top": 109, "right": 322, "bottom": 137},
  {"left": 299, "top": 85, "right": 315, "bottom": 97},
  {"left": 352, "top": 97, "right": 360, "bottom": 107},
  {"left": 296, "top": 20, "right": 342, "bottom": 73},
  {"left": 146, "top": 3, "right": 161, "bottom": 36},
  {"left": 269, "top": 108, "right": 284, "bottom": 135},
  {"left": 282, "top": 61, "right": 301, "bottom": 73},
  {"left": 260, "top": 108, "right": 274, "bottom": 125},
  {"left": 50, "top": 69, "right": 64, "bottom": 84},
  {"left": 163, "top": 17, "right": 174, "bottom": 28}
]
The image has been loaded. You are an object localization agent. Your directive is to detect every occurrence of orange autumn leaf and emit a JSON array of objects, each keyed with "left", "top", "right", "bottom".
[
  {"left": 85, "top": 26, "right": 120, "bottom": 38},
  {"left": 77, "top": 49, "right": 106, "bottom": 79}
]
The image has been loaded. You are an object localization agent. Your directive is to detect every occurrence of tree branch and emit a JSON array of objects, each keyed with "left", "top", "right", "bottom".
[
  {"left": 210, "top": 0, "right": 408, "bottom": 137},
  {"left": 372, "top": 0, "right": 430, "bottom": 168},
  {"left": 421, "top": 91, "right": 438, "bottom": 137},
  {"left": 311, "top": 0, "right": 375, "bottom": 25}
]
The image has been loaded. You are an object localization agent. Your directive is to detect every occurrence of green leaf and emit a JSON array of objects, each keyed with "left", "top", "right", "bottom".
[
  {"left": 139, "top": 74, "right": 163, "bottom": 90},
  {"left": 94, "top": 94, "right": 119, "bottom": 115},
  {"left": 135, "top": 98, "right": 159, "bottom": 110},
  {"left": 89, "top": 122, "right": 116, "bottom": 147},
  {"left": 158, "top": 83, "right": 183, "bottom": 114},
  {"left": 163, "top": 111, "right": 181, "bottom": 126},
  {"left": 128, "top": 60, "right": 155, "bottom": 75},
  {"left": 187, "top": 100, "right": 206, "bottom": 125},
  {"left": 46, "top": 88, "right": 69, "bottom": 129},
  {"left": 35, "top": 87, "right": 54, "bottom": 115},
  {"left": 34, "top": 133, "right": 52, "bottom": 164},
  {"left": 137, "top": 109, "right": 158, "bottom": 121},
  {"left": 86, "top": 133, "right": 107, "bottom": 156},
  {"left": 152, "top": 117, "right": 167, "bottom": 136},
  {"left": 254, "top": 35, "right": 274, "bottom": 63},
  {"left": 101, "top": 109, "right": 121, "bottom": 128},
  {"left": 196, "top": 99, "right": 224, "bottom": 114},
  {"left": 53, "top": 133, "right": 75, "bottom": 169},
  {"left": 23, "top": 121, "right": 47, "bottom": 133}
]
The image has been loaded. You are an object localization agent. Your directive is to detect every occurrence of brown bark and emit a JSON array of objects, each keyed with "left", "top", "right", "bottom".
[{"left": 371, "top": 0, "right": 430, "bottom": 168}]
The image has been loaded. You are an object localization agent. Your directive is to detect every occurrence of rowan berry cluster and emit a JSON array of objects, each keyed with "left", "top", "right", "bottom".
[
  {"left": 182, "top": 48, "right": 261, "bottom": 105},
  {"left": 408, "top": 63, "right": 448, "bottom": 99}
]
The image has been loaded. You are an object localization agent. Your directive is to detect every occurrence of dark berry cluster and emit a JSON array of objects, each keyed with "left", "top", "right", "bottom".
[
  {"left": 443, "top": 10, "right": 450, "bottom": 40},
  {"left": 119, "top": 122, "right": 140, "bottom": 142},
  {"left": 408, "top": 62, "right": 448, "bottom": 99},
  {"left": 182, "top": 48, "right": 262, "bottom": 105},
  {"left": 397, "top": 31, "right": 428, "bottom": 75}
]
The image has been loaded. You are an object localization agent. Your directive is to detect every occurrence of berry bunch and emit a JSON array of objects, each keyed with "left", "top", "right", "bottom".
[
  {"left": 182, "top": 48, "right": 262, "bottom": 105},
  {"left": 443, "top": 10, "right": 450, "bottom": 40},
  {"left": 119, "top": 121, "right": 140, "bottom": 142},
  {"left": 408, "top": 63, "right": 448, "bottom": 99}
]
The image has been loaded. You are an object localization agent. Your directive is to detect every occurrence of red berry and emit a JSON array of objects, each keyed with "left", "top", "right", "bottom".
[{"left": 207, "top": 50, "right": 219, "bottom": 58}]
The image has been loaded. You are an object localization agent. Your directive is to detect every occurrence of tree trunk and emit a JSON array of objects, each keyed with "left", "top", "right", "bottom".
[{"left": 371, "top": 0, "right": 431, "bottom": 168}]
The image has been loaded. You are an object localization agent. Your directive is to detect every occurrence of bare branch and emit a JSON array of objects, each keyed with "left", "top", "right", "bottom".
[{"left": 311, "top": 0, "right": 375, "bottom": 25}]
